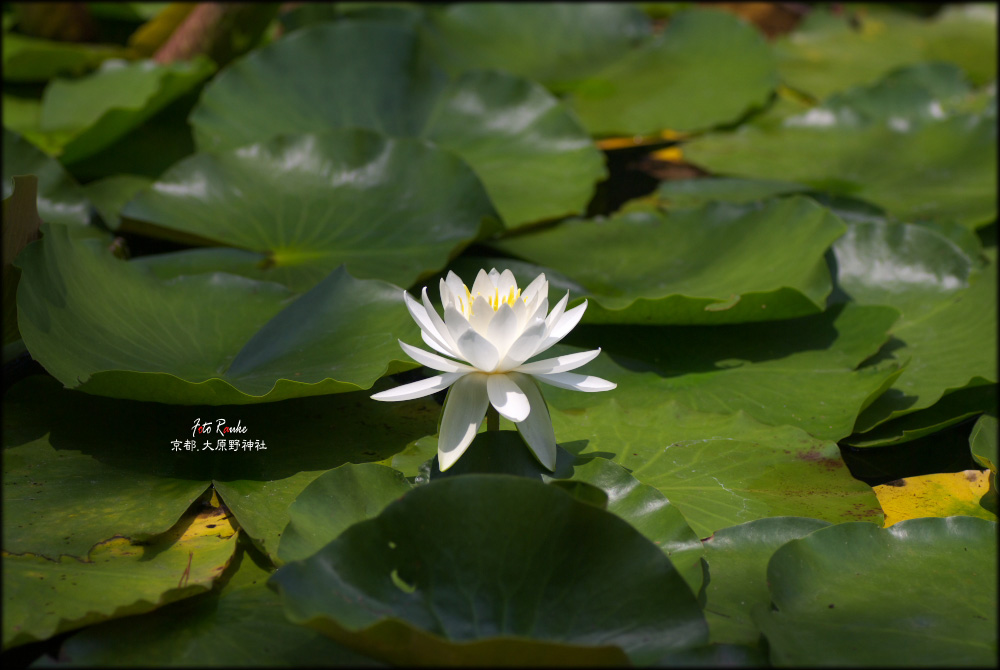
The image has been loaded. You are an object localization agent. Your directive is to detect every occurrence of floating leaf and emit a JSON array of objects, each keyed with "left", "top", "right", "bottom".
[
  {"left": 874, "top": 471, "right": 996, "bottom": 526},
  {"left": 270, "top": 475, "right": 708, "bottom": 665},
  {"left": 701, "top": 517, "right": 831, "bottom": 645},
  {"left": 756, "top": 517, "right": 998, "bottom": 667},
  {"left": 121, "top": 129, "right": 497, "bottom": 291},
  {"left": 3, "top": 501, "right": 239, "bottom": 649},
  {"left": 568, "top": 9, "right": 777, "bottom": 135},
  {"left": 2, "top": 128, "right": 90, "bottom": 226},
  {"left": 16, "top": 224, "right": 421, "bottom": 404},
  {"left": 492, "top": 196, "right": 846, "bottom": 324},
  {"left": 189, "top": 20, "right": 605, "bottom": 228},
  {"left": 1, "top": 32, "right": 128, "bottom": 82},
  {"left": 971, "top": 414, "right": 998, "bottom": 475},
  {"left": 684, "top": 64, "right": 998, "bottom": 228}
]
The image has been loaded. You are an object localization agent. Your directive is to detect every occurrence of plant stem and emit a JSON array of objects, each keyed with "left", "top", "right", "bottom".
[{"left": 486, "top": 406, "right": 499, "bottom": 432}]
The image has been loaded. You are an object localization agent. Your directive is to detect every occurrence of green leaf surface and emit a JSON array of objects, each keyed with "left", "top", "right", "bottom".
[
  {"left": 491, "top": 196, "right": 846, "bottom": 324},
  {"left": 3, "top": 374, "right": 438, "bottom": 566},
  {"left": 568, "top": 9, "right": 777, "bottom": 135},
  {"left": 39, "top": 57, "right": 215, "bottom": 164},
  {"left": 3, "top": 503, "right": 239, "bottom": 650},
  {"left": 277, "top": 463, "right": 412, "bottom": 564},
  {"left": 45, "top": 539, "right": 382, "bottom": 667},
  {"left": 562, "top": 301, "right": 901, "bottom": 441},
  {"left": 82, "top": 174, "right": 152, "bottom": 230},
  {"left": 774, "top": 6, "right": 998, "bottom": 100},
  {"left": 1, "top": 32, "right": 127, "bottom": 82},
  {"left": 971, "top": 414, "right": 998, "bottom": 474},
  {"left": 2, "top": 129, "right": 90, "bottom": 226},
  {"left": 656, "top": 177, "right": 811, "bottom": 208},
  {"left": 701, "top": 517, "right": 831, "bottom": 646},
  {"left": 421, "top": 2, "right": 651, "bottom": 89},
  {"left": 684, "top": 64, "right": 998, "bottom": 228},
  {"left": 756, "top": 517, "right": 998, "bottom": 667},
  {"left": 121, "top": 129, "right": 497, "bottom": 291},
  {"left": 15, "top": 224, "right": 422, "bottom": 404},
  {"left": 270, "top": 475, "right": 708, "bottom": 665},
  {"left": 426, "top": 431, "right": 706, "bottom": 595},
  {"left": 189, "top": 20, "right": 605, "bottom": 229}
]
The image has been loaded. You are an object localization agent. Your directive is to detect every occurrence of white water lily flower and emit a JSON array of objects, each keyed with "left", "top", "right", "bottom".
[{"left": 372, "top": 268, "right": 615, "bottom": 471}]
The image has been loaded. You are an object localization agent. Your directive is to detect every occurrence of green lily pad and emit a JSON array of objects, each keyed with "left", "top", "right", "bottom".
[
  {"left": 684, "top": 64, "right": 998, "bottom": 228},
  {"left": 270, "top": 475, "right": 708, "bottom": 665},
  {"left": 656, "top": 177, "right": 811, "bottom": 208},
  {"left": 3, "top": 373, "right": 438, "bottom": 566},
  {"left": 45, "top": 539, "right": 381, "bottom": 667},
  {"left": 1, "top": 32, "right": 128, "bottom": 82},
  {"left": 971, "top": 414, "right": 998, "bottom": 474},
  {"left": 189, "top": 20, "right": 605, "bottom": 229},
  {"left": 82, "top": 174, "right": 152, "bottom": 230},
  {"left": 562, "top": 301, "right": 901, "bottom": 442},
  {"left": 756, "top": 517, "right": 998, "bottom": 667},
  {"left": 3, "top": 501, "right": 239, "bottom": 650},
  {"left": 701, "top": 517, "right": 831, "bottom": 646},
  {"left": 15, "top": 224, "right": 421, "bottom": 404},
  {"left": 568, "top": 8, "right": 777, "bottom": 135},
  {"left": 277, "top": 463, "right": 412, "bottom": 564},
  {"left": 421, "top": 2, "right": 651, "bottom": 89},
  {"left": 491, "top": 196, "right": 846, "bottom": 324},
  {"left": 2, "top": 128, "right": 90, "bottom": 226},
  {"left": 426, "top": 431, "right": 706, "bottom": 595},
  {"left": 774, "top": 6, "right": 998, "bottom": 100},
  {"left": 853, "top": 261, "right": 997, "bottom": 431},
  {"left": 121, "top": 129, "right": 497, "bottom": 291},
  {"left": 38, "top": 57, "right": 215, "bottom": 164}
]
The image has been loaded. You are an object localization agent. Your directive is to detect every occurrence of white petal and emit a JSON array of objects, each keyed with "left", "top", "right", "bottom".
[
  {"left": 438, "top": 373, "right": 489, "bottom": 471},
  {"left": 421, "top": 329, "right": 455, "bottom": 358},
  {"left": 421, "top": 287, "right": 457, "bottom": 352},
  {"left": 469, "top": 294, "right": 494, "bottom": 334},
  {"left": 403, "top": 291, "right": 452, "bottom": 355},
  {"left": 514, "top": 348, "right": 601, "bottom": 374},
  {"left": 487, "top": 374, "right": 530, "bottom": 422},
  {"left": 486, "top": 303, "right": 519, "bottom": 358},
  {"left": 471, "top": 269, "right": 494, "bottom": 297},
  {"left": 497, "top": 269, "right": 517, "bottom": 296},
  {"left": 443, "top": 305, "right": 472, "bottom": 345},
  {"left": 533, "top": 300, "right": 587, "bottom": 358},
  {"left": 544, "top": 291, "right": 570, "bottom": 333},
  {"left": 455, "top": 328, "right": 500, "bottom": 372},
  {"left": 521, "top": 273, "right": 547, "bottom": 304},
  {"left": 508, "top": 373, "right": 557, "bottom": 471},
  {"left": 399, "top": 341, "right": 475, "bottom": 373},
  {"left": 532, "top": 371, "right": 616, "bottom": 392},
  {"left": 371, "top": 372, "right": 465, "bottom": 402},
  {"left": 497, "top": 319, "right": 547, "bottom": 370}
]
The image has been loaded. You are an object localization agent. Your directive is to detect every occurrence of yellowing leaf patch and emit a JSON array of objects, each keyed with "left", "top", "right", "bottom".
[{"left": 874, "top": 470, "right": 996, "bottom": 527}]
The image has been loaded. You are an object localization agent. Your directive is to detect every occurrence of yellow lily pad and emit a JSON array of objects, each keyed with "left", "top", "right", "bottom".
[{"left": 874, "top": 470, "right": 997, "bottom": 527}]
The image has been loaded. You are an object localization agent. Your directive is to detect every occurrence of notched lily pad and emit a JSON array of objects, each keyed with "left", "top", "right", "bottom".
[
  {"left": 270, "top": 475, "right": 708, "bottom": 665},
  {"left": 15, "top": 224, "right": 420, "bottom": 404}
]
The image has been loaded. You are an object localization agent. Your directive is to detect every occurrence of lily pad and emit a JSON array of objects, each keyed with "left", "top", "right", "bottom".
[
  {"left": 491, "top": 196, "right": 846, "bottom": 324},
  {"left": 121, "top": 129, "right": 497, "bottom": 291},
  {"left": 568, "top": 8, "right": 778, "bottom": 135},
  {"left": 970, "top": 414, "right": 998, "bottom": 474},
  {"left": 270, "top": 475, "right": 708, "bottom": 665},
  {"left": 874, "top": 470, "right": 996, "bottom": 526},
  {"left": 15, "top": 224, "right": 421, "bottom": 404},
  {"left": 756, "top": 517, "right": 998, "bottom": 667},
  {"left": 189, "top": 20, "right": 605, "bottom": 229},
  {"left": 38, "top": 57, "right": 215, "bottom": 164},
  {"left": 1, "top": 32, "right": 128, "bottom": 82},
  {"left": 2, "top": 128, "right": 90, "bottom": 226},
  {"left": 277, "top": 463, "right": 412, "bottom": 564},
  {"left": 684, "top": 64, "right": 998, "bottom": 228},
  {"left": 562, "top": 301, "right": 902, "bottom": 442},
  {"left": 774, "top": 6, "right": 998, "bottom": 100},
  {"left": 421, "top": 2, "right": 651, "bottom": 89},
  {"left": 701, "top": 517, "right": 831, "bottom": 646},
  {"left": 3, "top": 500, "right": 239, "bottom": 650},
  {"left": 45, "top": 540, "right": 381, "bottom": 667}
]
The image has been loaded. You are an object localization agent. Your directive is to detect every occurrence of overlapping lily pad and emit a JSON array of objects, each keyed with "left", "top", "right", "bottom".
[
  {"left": 567, "top": 9, "right": 778, "bottom": 135},
  {"left": 774, "top": 5, "right": 998, "bottom": 100},
  {"left": 684, "top": 64, "right": 998, "bottom": 228},
  {"left": 3, "top": 501, "right": 239, "bottom": 649},
  {"left": 189, "top": 20, "right": 605, "bottom": 228},
  {"left": 2, "top": 128, "right": 90, "bottom": 226},
  {"left": 15, "top": 224, "right": 422, "bottom": 404},
  {"left": 46, "top": 541, "right": 381, "bottom": 667},
  {"left": 1, "top": 31, "right": 128, "bottom": 82},
  {"left": 971, "top": 414, "right": 998, "bottom": 474},
  {"left": 874, "top": 470, "right": 996, "bottom": 526},
  {"left": 492, "top": 196, "right": 846, "bottom": 324},
  {"left": 701, "top": 517, "right": 831, "bottom": 646},
  {"left": 270, "top": 475, "right": 708, "bottom": 665},
  {"left": 756, "top": 517, "right": 998, "bottom": 666},
  {"left": 120, "top": 129, "right": 498, "bottom": 291},
  {"left": 37, "top": 57, "right": 215, "bottom": 164}
]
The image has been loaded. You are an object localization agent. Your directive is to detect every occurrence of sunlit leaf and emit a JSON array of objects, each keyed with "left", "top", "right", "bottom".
[{"left": 874, "top": 470, "right": 996, "bottom": 526}]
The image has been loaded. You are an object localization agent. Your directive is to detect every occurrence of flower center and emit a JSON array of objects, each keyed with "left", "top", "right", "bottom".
[{"left": 463, "top": 285, "right": 521, "bottom": 316}]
